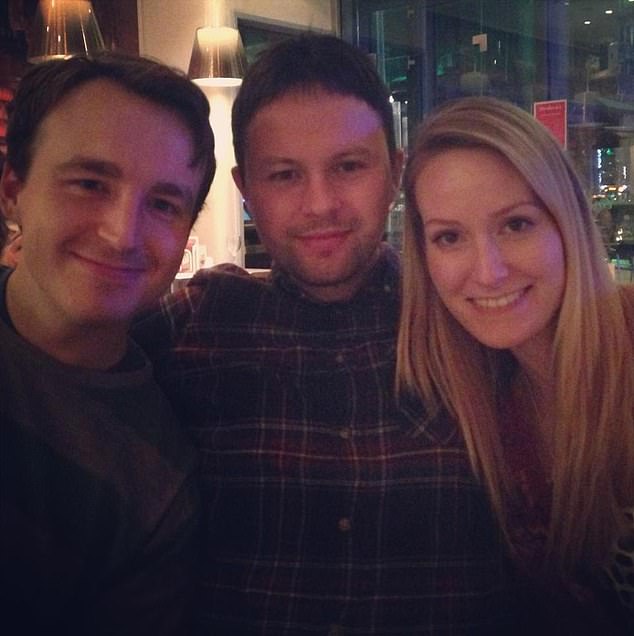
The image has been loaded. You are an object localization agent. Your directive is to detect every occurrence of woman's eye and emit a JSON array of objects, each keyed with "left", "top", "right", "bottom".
[
  {"left": 505, "top": 217, "right": 534, "bottom": 233},
  {"left": 336, "top": 161, "right": 364, "bottom": 174},
  {"left": 430, "top": 230, "right": 460, "bottom": 246}
]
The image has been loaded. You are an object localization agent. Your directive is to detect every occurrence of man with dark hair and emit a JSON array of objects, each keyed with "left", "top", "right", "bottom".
[
  {"left": 135, "top": 34, "right": 518, "bottom": 634},
  {"left": 0, "top": 52, "right": 215, "bottom": 635}
]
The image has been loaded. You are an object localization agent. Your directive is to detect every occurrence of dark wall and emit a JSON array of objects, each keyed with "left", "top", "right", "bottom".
[{"left": 0, "top": 0, "right": 139, "bottom": 150}]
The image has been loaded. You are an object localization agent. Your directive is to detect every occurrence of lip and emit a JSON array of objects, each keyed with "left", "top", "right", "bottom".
[
  {"left": 74, "top": 253, "right": 147, "bottom": 282},
  {"left": 296, "top": 229, "right": 351, "bottom": 251},
  {"left": 469, "top": 287, "right": 529, "bottom": 310}
]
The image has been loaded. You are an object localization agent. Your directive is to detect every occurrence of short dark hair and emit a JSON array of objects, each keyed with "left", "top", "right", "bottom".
[
  {"left": 6, "top": 52, "right": 215, "bottom": 219},
  {"left": 232, "top": 33, "right": 396, "bottom": 177}
]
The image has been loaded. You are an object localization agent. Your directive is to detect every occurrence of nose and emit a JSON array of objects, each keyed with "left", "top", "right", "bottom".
[
  {"left": 302, "top": 172, "right": 339, "bottom": 217},
  {"left": 97, "top": 193, "right": 142, "bottom": 252},
  {"left": 472, "top": 237, "right": 509, "bottom": 286}
]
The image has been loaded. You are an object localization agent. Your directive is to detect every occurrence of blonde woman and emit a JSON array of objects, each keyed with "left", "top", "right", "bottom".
[{"left": 398, "top": 96, "right": 634, "bottom": 631}]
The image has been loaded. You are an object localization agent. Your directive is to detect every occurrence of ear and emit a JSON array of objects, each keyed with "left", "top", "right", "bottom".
[
  {"left": 0, "top": 163, "right": 25, "bottom": 224},
  {"left": 232, "top": 165, "right": 254, "bottom": 220},
  {"left": 231, "top": 165, "right": 246, "bottom": 198}
]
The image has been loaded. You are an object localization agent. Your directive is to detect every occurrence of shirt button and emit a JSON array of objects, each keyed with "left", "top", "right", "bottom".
[
  {"left": 339, "top": 427, "right": 351, "bottom": 440},
  {"left": 328, "top": 625, "right": 345, "bottom": 636},
  {"left": 338, "top": 517, "right": 352, "bottom": 533}
]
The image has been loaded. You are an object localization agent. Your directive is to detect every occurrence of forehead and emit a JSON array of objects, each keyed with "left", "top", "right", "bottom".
[
  {"left": 35, "top": 79, "right": 190, "bottom": 149},
  {"left": 31, "top": 79, "right": 196, "bottom": 168},
  {"left": 246, "top": 87, "right": 386, "bottom": 153},
  {"left": 416, "top": 147, "right": 536, "bottom": 214},
  {"left": 419, "top": 146, "right": 526, "bottom": 187},
  {"left": 24, "top": 80, "right": 203, "bottom": 203}
]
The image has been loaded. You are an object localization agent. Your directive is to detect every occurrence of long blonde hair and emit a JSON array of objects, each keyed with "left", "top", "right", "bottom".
[{"left": 397, "top": 96, "right": 634, "bottom": 579}]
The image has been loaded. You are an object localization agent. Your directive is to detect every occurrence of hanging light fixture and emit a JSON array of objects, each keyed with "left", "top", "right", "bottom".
[
  {"left": 188, "top": 25, "right": 246, "bottom": 85},
  {"left": 28, "top": 0, "right": 105, "bottom": 63}
]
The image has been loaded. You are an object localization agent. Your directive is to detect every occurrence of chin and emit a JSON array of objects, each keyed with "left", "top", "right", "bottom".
[{"left": 462, "top": 328, "right": 525, "bottom": 351}]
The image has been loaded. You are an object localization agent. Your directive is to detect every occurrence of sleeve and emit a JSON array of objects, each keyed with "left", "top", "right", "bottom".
[
  {"left": 132, "top": 265, "right": 252, "bottom": 360},
  {"left": 132, "top": 287, "right": 198, "bottom": 361}
]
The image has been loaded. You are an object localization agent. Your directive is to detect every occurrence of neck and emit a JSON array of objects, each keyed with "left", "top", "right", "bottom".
[{"left": 6, "top": 274, "right": 128, "bottom": 370}]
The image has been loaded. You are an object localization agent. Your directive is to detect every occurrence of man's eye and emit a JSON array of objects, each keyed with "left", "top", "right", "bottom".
[
  {"left": 268, "top": 170, "right": 296, "bottom": 182},
  {"left": 72, "top": 179, "right": 105, "bottom": 192},
  {"left": 151, "top": 198, "right": 180, "bottom": 215}
]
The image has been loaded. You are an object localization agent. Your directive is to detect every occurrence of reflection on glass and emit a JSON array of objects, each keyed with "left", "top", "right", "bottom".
[{"left": 344, "top": 0, "right": 633, "bottom": 258}]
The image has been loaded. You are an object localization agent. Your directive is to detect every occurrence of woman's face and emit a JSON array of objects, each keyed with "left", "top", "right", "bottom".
[{"left": 414, "top": 146, "right": 565, "bottom": 362}]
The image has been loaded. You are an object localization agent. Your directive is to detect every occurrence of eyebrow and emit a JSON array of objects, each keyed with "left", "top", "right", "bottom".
[
  {"left": 333, "top": 146, "right": 375, "bottom": 157},
  {"left": 151, "top": 181, "right": 194, "bottom": 209},
  {"left": 259, "top": 145, "right": 377, "bottom": 165},
  {"left": 55, "top": 156, "right": 195, "bottom": 209},
  {"left": 54, "top": 156, "right": 123, "bottom": 178},
  {"left": 331, "top": 148, "right": 377, "bottom": 164},
  {"left": 423, "top": 200, "right": 540, "bottom": 226}
]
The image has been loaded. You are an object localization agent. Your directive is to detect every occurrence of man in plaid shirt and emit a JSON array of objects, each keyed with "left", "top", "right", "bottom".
[{"left": 135, "top": 34, "right": 522, "bottom": 634}]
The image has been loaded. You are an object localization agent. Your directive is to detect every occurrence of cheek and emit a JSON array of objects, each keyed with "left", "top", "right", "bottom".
[
  {"left": 248, "top": 205, "right": 287, "bottom": 244},
  {"left": 149, "top": 225, "right": 192, "bottom": 267},
  {"left": 248, "top": 212, "right": 273, "bottom": 244},
  {"left": 535, "top": 231, "right": 566, "bottom": 285},
  {"left": 547, "top": 234, "right": 565, "bottom": 270},
  {"left": 425, "top": 249, "right": 463, "bottom": 299},
  {"left": 248, "top": 183, "right": 288, "bottom": 212},
  {"left": 365, "top": 174, "right": 396, "bottom": 215}
]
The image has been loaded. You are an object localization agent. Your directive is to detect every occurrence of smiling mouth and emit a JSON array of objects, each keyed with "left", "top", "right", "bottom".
[
  {"left": 75, "top": 253, "right": 146, "bottom": 276},
  {"left": 471, "top": 288, "right": 527, "bottom": 309}
]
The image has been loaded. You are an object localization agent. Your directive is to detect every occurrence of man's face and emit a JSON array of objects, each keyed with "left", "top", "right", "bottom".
[
  {"left": 1, "top": 79, "right": 202, "bottom": 332},
  {"left": 233, "top": 87, "right": 402, "bottom": 302}
]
